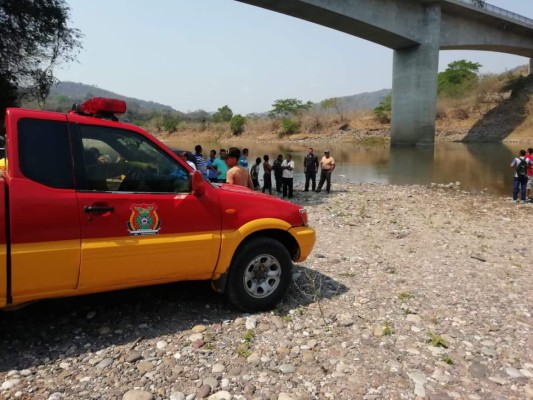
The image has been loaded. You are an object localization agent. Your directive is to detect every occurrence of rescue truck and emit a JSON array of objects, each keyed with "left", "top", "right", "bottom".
[{"left": 0, "top": 98, "right": 315, "bottom": 312}]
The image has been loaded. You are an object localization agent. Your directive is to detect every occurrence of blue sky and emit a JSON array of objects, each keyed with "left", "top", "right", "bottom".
[{"left": 56, "top": 0, "right": 532, "bottom": 114}]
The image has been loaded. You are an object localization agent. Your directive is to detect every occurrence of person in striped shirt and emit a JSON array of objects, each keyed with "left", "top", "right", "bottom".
[{"left": 194, "top": 144, "right": 208, "bottom": 179}]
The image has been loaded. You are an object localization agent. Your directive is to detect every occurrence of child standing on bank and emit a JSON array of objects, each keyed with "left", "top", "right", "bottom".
[
  {"left": 262, "top": 154, "right": 273, "bottom": 194},
  {"left": 250, "top": 157, "right": 261, "bottom": 190}
]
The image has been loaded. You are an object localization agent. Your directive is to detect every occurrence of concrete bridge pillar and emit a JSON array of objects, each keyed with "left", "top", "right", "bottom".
[{"left": 391, "top": 4, "right": 441, "bottom": 146}]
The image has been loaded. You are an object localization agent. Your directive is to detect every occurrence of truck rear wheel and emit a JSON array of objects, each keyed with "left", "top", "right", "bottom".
[{"left": 226, "top": 237, "right": 292, "bottom": 312}]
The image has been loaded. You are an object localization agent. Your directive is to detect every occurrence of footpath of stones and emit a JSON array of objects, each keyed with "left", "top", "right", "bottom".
[{"left": 0, "top": 183, "right": 532, "bottom": 400}]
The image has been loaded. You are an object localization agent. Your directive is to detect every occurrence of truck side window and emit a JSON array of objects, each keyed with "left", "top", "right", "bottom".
[
  {"left": 18, "top": 119, "right": 74, "bottom": 189},
  {"left": 78, "top": 125, "right": 190, "bottom": 193}
]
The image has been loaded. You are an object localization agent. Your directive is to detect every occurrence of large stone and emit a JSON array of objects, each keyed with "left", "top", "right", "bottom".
[
  {"left": 197, "top": 384, "right": 211, "bottom": 398},
  {"left": 137, "top": 361, "right": 155, "bottom": 374},
  {"left": 278, "top": 394, "right": 295, "bottom": 400},
  {"left": 429, "top": 393, "right": 453, "bottom": 400},
  {"left": 96, "top": 358, "right": 113, "bottom": 369},
  {"left": 212, "top": 364, "right": 225, "bottom": 373},
  {"left": 203, "top": 376, "right": 219, "bottom": 389},
  {"left": 245, "top": 316, "right": 257, "bottom": 330},
  {"left": 122, "top": 390, "right": 155, "bottom": 400},
  {"left": 126, "top": 351, "right": 143, "bottom": 363},
  {"left": 1, "top": 379, "right": 20, "bottom": 390},
  {"left": 207, "top": 391, "right": 232, "bottom": 400},
  {"left": 192, "top": 325, "right": 207, "bottom": 333},
  {"left": 279, "top": 364, "right": 296, "bottom": 374},
  {"left": 505, "top": 367, "right": 523, "bottom": 379},
  {"left": 469, "top": 363, "right": 487, "bottom": 379},
  {"left": 408, "top": 371, "right": 427, "bottom": 397},
  {"left": 156, "top": 340, "right": 167, "bottom": 350},
  {"left": 189, "top": 333, "right": 204, "bottom": 342}
]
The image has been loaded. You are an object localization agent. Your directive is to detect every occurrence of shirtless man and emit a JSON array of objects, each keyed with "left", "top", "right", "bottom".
[{"left": 225, "top": 147, "right": 254, "bottom": 189}]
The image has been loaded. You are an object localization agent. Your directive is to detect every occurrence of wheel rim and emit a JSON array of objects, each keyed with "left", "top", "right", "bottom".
[{"left": 242, "top": 254, "right": 282, "bottom": 299}]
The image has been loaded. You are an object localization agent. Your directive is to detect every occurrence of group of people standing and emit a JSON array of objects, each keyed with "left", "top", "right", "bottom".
[
  {"left": 510, "top": 148, "right": 533, "bottom": 203},
  {"left": 303, "top": 147, "right": 336, "bottom": 194},
  {"left": 183, "top": 145, "right": 336, "bottom": 199}
]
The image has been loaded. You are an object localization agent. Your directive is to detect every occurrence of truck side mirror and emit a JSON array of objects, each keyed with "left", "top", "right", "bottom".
[{"left": 191, "top": 170, "right": 205, "bottom": 196}]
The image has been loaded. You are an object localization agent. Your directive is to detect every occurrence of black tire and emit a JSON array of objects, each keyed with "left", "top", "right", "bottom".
[{"left": 226, "top": 237, "right": 293, "bottom": 312}]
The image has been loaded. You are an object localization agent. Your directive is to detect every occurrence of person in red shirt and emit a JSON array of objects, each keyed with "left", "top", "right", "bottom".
[{"left": 526, "top": 147, "right": 533, "bottom": 201}]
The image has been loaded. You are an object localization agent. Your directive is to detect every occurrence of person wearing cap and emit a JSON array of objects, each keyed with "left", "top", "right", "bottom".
[
  {"left": 315, "top": 150, "right": 335, "bottom": 194},
  {"left": 225, "top": 147, "right": 254, "bottom": 189},
  {"left": 281, "top": 153, "right": 295, "bottom": 198}
]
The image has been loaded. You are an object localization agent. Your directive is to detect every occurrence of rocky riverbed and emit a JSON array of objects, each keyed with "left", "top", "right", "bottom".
[{"left": 1, "top": 183, "right": 532, "bottom": 400}]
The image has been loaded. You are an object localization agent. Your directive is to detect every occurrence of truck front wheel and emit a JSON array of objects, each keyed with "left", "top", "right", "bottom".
[{"left": 226, "top": 238, "right": 293, "bottom": 312}]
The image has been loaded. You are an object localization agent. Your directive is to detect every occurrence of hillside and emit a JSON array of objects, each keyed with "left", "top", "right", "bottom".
[
  {"left": 335, "top": 88, "right": 391, "bottom": 112},
  {"left": 49, "top": 82, "right": 176, "bottom": 113},
  {"left": 43, "top": 81, "right": 390, "bottom": 116}
]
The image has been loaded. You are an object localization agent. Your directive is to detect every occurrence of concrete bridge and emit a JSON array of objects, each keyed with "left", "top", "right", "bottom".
[{"left": 235, "top": 0, "right": 533, "bottom": 145}]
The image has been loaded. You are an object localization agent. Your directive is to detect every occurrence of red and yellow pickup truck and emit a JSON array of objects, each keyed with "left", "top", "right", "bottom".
[{"left": 0, "top": 98, "right": 315, "bottom": 312}]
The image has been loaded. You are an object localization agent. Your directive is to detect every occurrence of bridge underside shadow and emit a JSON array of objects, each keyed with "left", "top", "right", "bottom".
[{"left": 461, "top": 75, "right": 533, "bottom": 143}]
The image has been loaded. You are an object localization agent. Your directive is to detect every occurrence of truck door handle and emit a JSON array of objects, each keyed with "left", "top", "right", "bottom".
[{"left": 84, "top": 205, "right": 114, "bottom": 213}]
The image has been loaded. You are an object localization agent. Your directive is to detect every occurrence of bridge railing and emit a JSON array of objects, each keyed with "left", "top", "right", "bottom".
[{"left": 456, "top": 0, "right": 533, "bottom": 27}]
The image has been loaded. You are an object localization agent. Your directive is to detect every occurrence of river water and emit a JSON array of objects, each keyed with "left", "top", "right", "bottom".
[{"left": 162, "top": 139, "right": 530, "bottom": 196}]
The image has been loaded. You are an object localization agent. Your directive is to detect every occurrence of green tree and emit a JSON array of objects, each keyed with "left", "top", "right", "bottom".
[
  {"left": 268, "top": 98, "right": 312, "bottom": 118},
  {"left": 320, "top": 98, "right": 337, "bottom": 111},
  {"left": 374, "top": 95, "right": 392, "bottom": 123},
  {"left": 438, "top": 60, "right": 481, "bottom": 96},
  {"left": 320, "top": 97, "right": 345, "bottom": 121},
  {"left": 280, "top": 118, "right": 301, "bottom": 136},
  {"left": 161, "top": 116, "right": 181, "bottom": 133},
  {"left": 212, "top": 105, "right": 233, "bottom": 122},
  {"left": 230, "top": 114, "right": 246, "bottom": 135},
  {"left": 0, "top": 0, "right": 82, "bottom": 114}
]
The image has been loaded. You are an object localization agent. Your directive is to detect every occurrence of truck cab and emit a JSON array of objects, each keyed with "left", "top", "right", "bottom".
[{"left": 0, "top": 98, "right": 315, "bottom": 312}]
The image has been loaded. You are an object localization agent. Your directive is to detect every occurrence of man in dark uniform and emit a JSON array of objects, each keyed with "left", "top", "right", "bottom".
[
  {"left": 303, "top": 147, "right": 319, "bottom": 192},
  {"left": 273, "top": 154, "right": 284, "bottom": 193}
]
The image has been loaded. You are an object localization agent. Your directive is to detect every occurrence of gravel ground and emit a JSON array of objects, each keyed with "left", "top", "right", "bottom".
[{"left": 0, "top": 183, "right": 532, "bottom": 400}]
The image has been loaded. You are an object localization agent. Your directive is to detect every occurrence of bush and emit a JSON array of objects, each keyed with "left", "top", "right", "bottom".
[
  {"left": 230, "top": 114, "right": 246, "bottom": 136},
  {"left": 502, "top": 75, "right": 532, "bottom": 99},
  {"left": 374, "top": 95, "right": 391, "bottom": 123},
  {"left": 212, "top": 105, "right": 233, "bottom": 122},
  {"left": 280, "top": 118, "right": 301, "bottom": 136},
  {"left": 161, "top": 116, "right": 180, "bottom": 133}
]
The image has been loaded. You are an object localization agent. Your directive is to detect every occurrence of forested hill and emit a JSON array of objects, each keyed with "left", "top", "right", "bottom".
[
  {"left": 46, "top": 81, "right": 390, "bottom": 115},
  {"left": 47, "top": 81, "right": 177, "bottom": 113}
]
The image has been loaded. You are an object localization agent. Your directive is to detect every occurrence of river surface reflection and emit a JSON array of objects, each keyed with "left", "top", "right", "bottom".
[{"left": 162, "top": 139, "right": 529, "bottom": 196}]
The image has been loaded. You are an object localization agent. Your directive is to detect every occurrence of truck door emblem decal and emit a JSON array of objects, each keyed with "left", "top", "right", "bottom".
[{"left": 127, "top": 203, "right": 161, "bottom": 235}]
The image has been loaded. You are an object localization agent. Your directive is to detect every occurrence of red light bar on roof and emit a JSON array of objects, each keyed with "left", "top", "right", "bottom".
[{"left": 79, "top": 97, "right": 127, "bottom": 115}]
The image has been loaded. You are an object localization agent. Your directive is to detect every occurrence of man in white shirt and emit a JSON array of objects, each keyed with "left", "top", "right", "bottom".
[{"left": 281, "top": 154, "right": 294, "bottom": 198}]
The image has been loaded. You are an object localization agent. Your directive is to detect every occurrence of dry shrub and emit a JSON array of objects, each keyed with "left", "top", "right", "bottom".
[
  {"left": 239, "top": 118, "right": 275, "bottom": 136},
  {"left": 450, "top": 107, "right": 470, "bottom": 120},
  {"left": 301, "top": 113, "right": 324, "bottom": 133},
  {"left": 436, "top": 103, "right": 447, "bottom": 119},
  {"left": 524, "top": 100, "right": 533, "bottom": 130}
]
